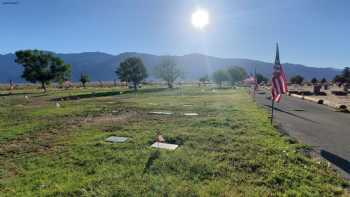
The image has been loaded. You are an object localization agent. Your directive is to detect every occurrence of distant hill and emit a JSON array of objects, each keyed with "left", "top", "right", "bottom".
[{"left": 0, "top": 52, "right": 341, "bottom": 83}]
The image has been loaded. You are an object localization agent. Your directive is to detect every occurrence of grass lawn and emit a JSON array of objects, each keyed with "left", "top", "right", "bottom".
[{"left": 0, "top": 85, "right": 348, "bottom": 196}]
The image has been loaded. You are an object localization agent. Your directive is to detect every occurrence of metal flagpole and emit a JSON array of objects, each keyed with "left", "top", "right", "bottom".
[
  {"left": 253, "top": 66, "right": 257, "bottom": 101},
  {"left": 271, "top": 98, "right": 274, "bottom": 124}
]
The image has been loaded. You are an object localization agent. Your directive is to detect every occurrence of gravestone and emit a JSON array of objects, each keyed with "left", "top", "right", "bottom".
[
  {"left": 151, "top": 142, "right": 178, "bottom": 150},
  {"left": 105, "top": 136, "right": 128, "bottom": 143},
  {"left": 149, "top": 111, "right": 173, "bottom": 115},
  {"left": 183, "top": 104, "right": 193, "bottom": 107},
  {"left": 343, "top": 83, "right": 350, "bottom": 92},
  {"left": 184, "top": 113, "right": 199, "bottom": 116},
  {"left": 313, "top": 85, "right": 322, "bottom": 95},
  {"left": 324, "top": 84, "right": 329, "bottom": 90},
  {"left": 56, "top": 102, "right": 61, "bottom": 108}
]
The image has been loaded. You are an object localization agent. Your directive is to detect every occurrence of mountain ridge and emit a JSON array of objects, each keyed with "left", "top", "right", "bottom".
[{"left": 0, "top": 52, "right": 341, "bottom": 83}]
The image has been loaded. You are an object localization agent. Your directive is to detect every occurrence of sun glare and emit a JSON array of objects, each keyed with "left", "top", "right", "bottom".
[{"left": 191, "top": 9, "right": 209, "bottom": 29}]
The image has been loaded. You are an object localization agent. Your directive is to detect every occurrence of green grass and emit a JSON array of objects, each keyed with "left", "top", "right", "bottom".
[{"left": 0, "top": 86, "right": 348, "bottom": 196}]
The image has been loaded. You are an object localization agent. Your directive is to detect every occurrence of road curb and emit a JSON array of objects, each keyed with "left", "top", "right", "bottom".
[{"left": 289, "top": 93, "right": 348, "bottom": 111}]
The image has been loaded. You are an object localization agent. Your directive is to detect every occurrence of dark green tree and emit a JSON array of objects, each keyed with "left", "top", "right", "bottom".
[
  {"left": 15, "top": 50, "right": 71, "bottom": 92},
  {"left": 334, "top": 67, "right": 350, "bottom": 87},
  {"left": 321, "top": 78, "right": 327, "bottom": 84},
  {"left": 155, "top": 56, "right": 182, "bottom": 88},
  {"left": 213, "top": 69, "right": 228, "bottom": 88},
  {"left": 342, "top": 67, "right": 350, "bottom": 82},
  {"left": 227, "top": 67, "right": 247, "bottom": 86},
  {"left": 311, "top": 78, "right": 318, "bottom": 84},
  {"left": 199, "top": 75, "right": 209, "bottom": 83},
  {"left": 256, "top": 73, "right": 269, "bottom": 84},
  {"left": 80, "top": 73, "right": 90, "bottom": 88},
  {"left": 116, "top": 57, "right": 148, "bottom": 91},
  {"left": 290, "top": 75, "right": 304, "bottom": 85}
]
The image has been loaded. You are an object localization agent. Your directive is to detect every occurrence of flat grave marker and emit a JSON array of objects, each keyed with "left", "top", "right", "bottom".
[
  {"left": 149, "top": 111, "right": 173, "bottom": 115},
  {"left": 106, "top": 136, "right": 128, "bottom": 143},
  {"left": 151, "top": 142, "right": 178, "bottom": 150},
  {"left": 184, "top": 113, "right": 199, "bottom": 116}
]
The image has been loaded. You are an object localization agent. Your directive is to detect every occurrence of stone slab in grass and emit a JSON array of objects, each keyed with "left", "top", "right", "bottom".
[
  {"left": 183, "top": 104, "right": 193, "bottom": 107},
  {"left": 148, "top": 111, "right": 173, "bottom": 115},
  {"left": 106, "top": 136, "right": 128, "bottom": 143},
  {"left": 151, "top": 142, "right": 178, "bottom": 150},
  {"left": 184, "top": 113, "right": 199, "bottom": 116}
]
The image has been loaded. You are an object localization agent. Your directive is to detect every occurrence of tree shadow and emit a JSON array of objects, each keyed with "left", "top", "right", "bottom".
[
  {"left": 51, "top": 87, "right": 168, "bottom": 101},
  {"left": 263, "top": 104, "right": 320, "bottom": 124},
  {"left": 0, "top": 92, "right": 34, "bottom": 97},
  {"left": 320, "top": 150, "right": 350, "bottom": 175}
]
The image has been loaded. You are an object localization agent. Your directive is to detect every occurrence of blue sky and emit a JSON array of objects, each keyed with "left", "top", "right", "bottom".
[{"left": 1, "top": 0, "right": 349, "bottom": 68}]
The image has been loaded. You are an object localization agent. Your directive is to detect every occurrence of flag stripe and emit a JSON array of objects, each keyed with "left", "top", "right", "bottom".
[{"left": 271, "top": 44, "right": 288, "bottom": 102}]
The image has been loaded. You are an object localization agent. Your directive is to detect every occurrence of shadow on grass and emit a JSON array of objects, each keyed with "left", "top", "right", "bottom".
[
  {"left": 263, "top": 104, "right": 320, "bottom": 124},
  {"left": 51, "top": 87, "right": 168, "bottom": 101},
  {"left": 0, "top": 92, "right": 35, "bottom": 97},
  {"left": 321, "top": 150, "right": 350, "bottom": 175}
]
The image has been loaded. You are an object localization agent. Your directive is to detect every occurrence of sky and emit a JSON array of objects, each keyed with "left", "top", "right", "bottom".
[{"left": 1, "top": 0, "right": 350, "bottom": 68}]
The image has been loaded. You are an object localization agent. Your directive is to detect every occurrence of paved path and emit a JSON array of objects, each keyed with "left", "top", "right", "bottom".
[{"left": 255, "top": 91, "right": 350, "bottom": 179}]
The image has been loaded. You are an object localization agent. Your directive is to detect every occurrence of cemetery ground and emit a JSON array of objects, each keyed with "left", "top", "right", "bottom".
[{"left": 0, "top": 85, "right": 349, "bottom": 196}]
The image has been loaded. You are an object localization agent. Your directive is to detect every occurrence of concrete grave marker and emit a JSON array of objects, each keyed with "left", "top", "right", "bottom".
[
  {"left": 151, "top": 142, "right": 178, "bottom": 150},
  {"left": 106, "top": 136, "right": 128, "bottom": 143},
  {"left": 184, "top": 113, "right": 199, "bottom": 116},
  {"left": 149, "top": 111, "right": 173, "bottom": 115},
  {"left": 183, "top": 104, "right": 193, "bottom": 107},
  {"left": 56, "top": 102, "right": 61, "bottom": 108}
]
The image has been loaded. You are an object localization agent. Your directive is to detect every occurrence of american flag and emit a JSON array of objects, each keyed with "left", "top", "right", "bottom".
[{"left": 271, "top": 44, "right": 288, "bottom": 102}]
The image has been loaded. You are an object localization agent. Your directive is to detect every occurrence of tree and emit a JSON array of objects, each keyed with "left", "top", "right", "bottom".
[
  {"left": 311, "top": 78, "right": 318, "bottom": 84},
  {"left": 116, "top": 57, "right": 148, "bottom": 91},
  {"left": 341, "top": 67, "right": 350, "bottom": 83},
  {"left": 155, "top": 56, "right": 182, "bottom": 88},
  {"left": 15, "top": 50, "right": 71, "bottom": 92},
  {"left": 334, "top": 67, "right": 350, "bottom": 88},
  {"left": 227, "top": 67, "right": 247, "bottom": 86},
  {"left": 199, "top": 75, "right": 209, "bottom": 83},
  {"left": 256, "top": 73, "right": 269, "bottom": 84},
  {"left": 212, "top": 69, "right": 228, "bottom": 88},
  {"left": 290, "top": 75, "right": 304, "bottom": 85},
  {"left": 321, "top": 78, "right": 327, "bottom": 84},
  {"left": 80, "top": 73, "right": 90, "bottom": 88}
]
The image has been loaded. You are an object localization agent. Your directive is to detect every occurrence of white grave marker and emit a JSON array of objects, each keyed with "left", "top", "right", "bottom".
[
  {"left": 151, "top": 142, "right": 178, "bottom": 150},
  {"left": 106, "top": 136, "right": 128, "bottom": 143},
  {"left": 184, "top": 113, "right": 199, "bottom": 116},
  {"left": 149, "top": 111, "right": 173, "bottom": 115},
  {"left": 56, "top": 102, "right": 61, "bottom": 108}
]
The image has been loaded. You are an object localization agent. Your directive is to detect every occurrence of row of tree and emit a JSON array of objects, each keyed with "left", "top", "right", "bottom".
[
  {"left": 212, "top": 67, "right": 248, "bottom": 87},
  {"left": 14, "top": 50, "right": 183, "bottom": 91},
  {"left": 14, "top": 49, "right": 350, "bottom": 91},
  {"left": 289, "top": 67, "right": 350, "bottom": 86}
]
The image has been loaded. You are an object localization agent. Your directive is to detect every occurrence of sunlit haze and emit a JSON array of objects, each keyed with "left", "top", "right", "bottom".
[{"left": 191, "top": 9, "right": 209, "bottom": 29}]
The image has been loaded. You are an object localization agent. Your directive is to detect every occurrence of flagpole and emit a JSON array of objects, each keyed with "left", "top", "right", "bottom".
[
  {"left": 271, "top": 98, "right": 274, "bottom": 124},
  {"left": 254, "top": 66, "right": 257, "bottom": 101}
]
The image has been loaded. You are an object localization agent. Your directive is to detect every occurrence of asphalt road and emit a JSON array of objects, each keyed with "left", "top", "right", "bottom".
[{"left": 255, "top": 91, "right": 350, "bottom": 179}]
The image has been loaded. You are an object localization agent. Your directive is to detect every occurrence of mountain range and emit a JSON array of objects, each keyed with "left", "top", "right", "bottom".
[{"left": 0, "top": 52, "right": 341, "bottom": 83}]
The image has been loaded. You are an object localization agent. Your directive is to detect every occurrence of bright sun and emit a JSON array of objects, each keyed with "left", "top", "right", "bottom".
[{"left": 191, "top": 9, "right": 209, "bottom": 29}]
